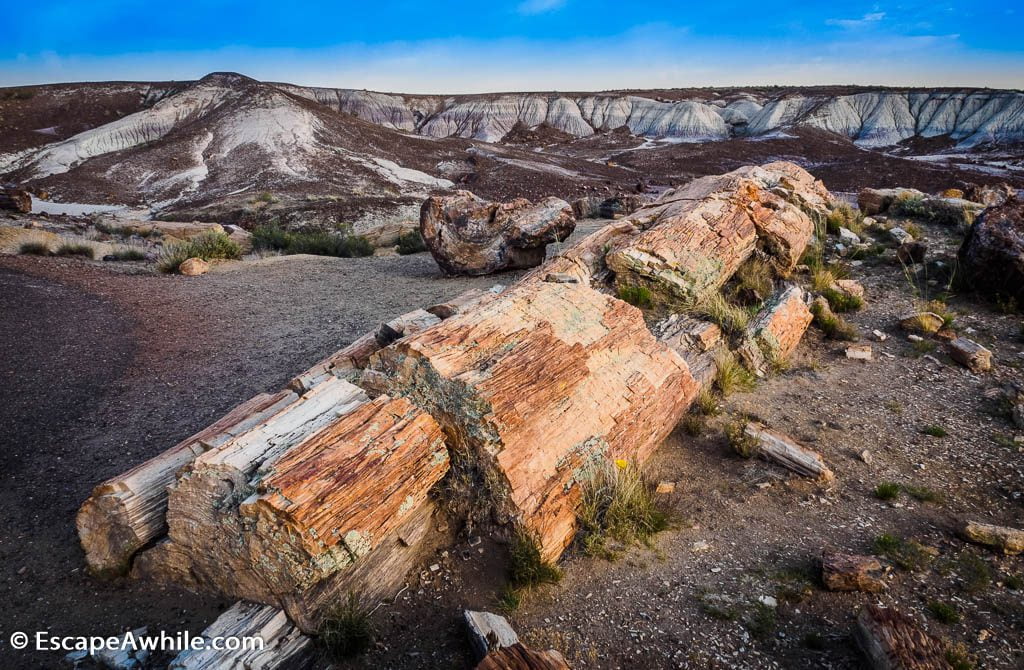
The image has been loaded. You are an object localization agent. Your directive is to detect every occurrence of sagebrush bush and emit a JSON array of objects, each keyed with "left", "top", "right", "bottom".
[
  {"left": 54, "top": 243, "right": 96, "bottom": 259},
  {"left": 19, "top": 241, "right": 50, "bottom": 256},
  {"left": 251, "top": 223, "right": 373, "bottom": 258},
  {"left": 396, "top": 230, "right": 427, "bottom": 255}
]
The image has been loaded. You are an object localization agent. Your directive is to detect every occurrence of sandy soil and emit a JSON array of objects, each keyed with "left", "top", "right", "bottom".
[{"left": 1, "top": 213, "right": 1022, "bottom": 669}]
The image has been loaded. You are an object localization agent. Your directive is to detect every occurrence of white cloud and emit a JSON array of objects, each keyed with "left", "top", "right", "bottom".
[
  {"left": 517, "top": 0, "right": 566, "bottom": 15},
  {"left": 826, "top": 12, "right": 886, "bottom": 30}
]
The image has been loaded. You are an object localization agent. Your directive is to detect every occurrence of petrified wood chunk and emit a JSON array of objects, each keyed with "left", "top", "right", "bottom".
[
  {"left": 476, "top": 644, "right": 571, "bottom": 670},
  {"left": 822, "top": 551, "right": 886, "bottom": 592},
  {"left": 607, "top": 162, "right": 828, "bottom": 302},
  {"left": 145, "top": 377, "right": 450, "bottom": 631},
  {"left": 740, "top": 285, "right": 812, "bottom": 374},
  {"left": 465, "top": 610, "right": 520, "bottom": 661},
  {"left": 958, "top": 197, "right": 1024, "bottom": 305},
  {"left": 420, "top": 190, "right": 575, "bottom": 275},
  {"left": 76, "top": 390, "right": 294, "bottom": 577},
  {"left": 947, "top": 337, "right": 992, "bottom": 373},
  {"left": 962, "top": 521, "right": 1024, "bottom": 555},
  {"left": 855, "top": 605, "right": 950, "bottom": 670},
  {"left": 371, "top": 280, "right": 699, "bottom": 561},
  {"left": 168, "top": 601, "right": 313, "bottom": 669},
  {"left": 743, "top": 423, "right": 834, "bottom": 481},
  {"left": 0, "top": 188, "right": 32, "bottom": 213}
]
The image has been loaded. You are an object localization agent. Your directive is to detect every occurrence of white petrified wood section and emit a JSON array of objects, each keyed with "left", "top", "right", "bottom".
[
  {"left": 76, "top": 390, "right": 294, "bottom": 576},
  {"left": 743, "top": 422, "right": 834, "bottom": 482},
  {"left": 168, "top": 601, "right": 312, "bottom": 669},
  {"left": 465, "top": 610, "right": 520, "bottom": 661}
]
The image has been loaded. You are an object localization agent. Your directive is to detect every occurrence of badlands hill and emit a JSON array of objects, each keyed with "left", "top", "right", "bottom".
[{"left": 1, "top": 73, "right": 1022, "bottom": 227}]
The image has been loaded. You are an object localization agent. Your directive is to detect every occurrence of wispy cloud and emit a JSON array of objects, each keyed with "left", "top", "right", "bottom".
[
  {"left": 517, "top": 0, "right": 566, "bottom": 15},
  {"left": 826, "top": 11, "right": 886, "bottom": 30}
]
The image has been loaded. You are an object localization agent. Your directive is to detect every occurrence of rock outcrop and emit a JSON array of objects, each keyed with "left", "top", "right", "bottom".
[
  {"left": 958, "top": 197, "right": 1024, "bottom": 304},
  {"left": 0, "top": 188, "right": 31, "bottom": 213},
  {"left": 420, "top": 190, "right": 575, "bottom": 275}
]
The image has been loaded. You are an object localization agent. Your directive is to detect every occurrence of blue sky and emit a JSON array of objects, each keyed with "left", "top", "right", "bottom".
[{"left": 3, "top": 1, "right": 1022, "bottom": 90}]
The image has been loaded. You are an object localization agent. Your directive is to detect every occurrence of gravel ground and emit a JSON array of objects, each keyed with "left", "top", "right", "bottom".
[{"left": 1, "top": 214, "right": 1022, "bottom": 669}]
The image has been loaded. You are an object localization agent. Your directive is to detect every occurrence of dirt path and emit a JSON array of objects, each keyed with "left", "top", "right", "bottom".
[{"left": 0, "top": 252, "right": 519, "bottom": 669}]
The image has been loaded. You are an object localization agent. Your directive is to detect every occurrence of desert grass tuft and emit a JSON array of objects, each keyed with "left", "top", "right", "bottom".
[
  {"left": 109, "top": 247, "right": 147, "bottom": 261},
  {"left": 726, "top": 417, "right": 759, "bottom": 458},
  {"left": 810, "top": 299, "right": 860, "bottom": 341},
  {"left": 732, "top": 257, "right": 775, "bottom": 303},
  {"left": 926, "top": 600, "right": 960, "bottom": 624},
  {"left": 19, "top": 241, "right": 51, "bottom": 255},
  {"left": 874, "top": 482, "right": 901, "bottom": 500},
  {"left": 251, "top": 223, "right": 373, "bottom": 258},
  {"left": 508, "top": 527, "right": 561, "bottom": 589},
  {"left": 576, "top": 460, "right": 669, "bottom": 559},
  {"left": 713, "top": 350, "right": 756, "bottom": 396},
  {"left": 617, "top": 284, "right": 652, "bottom": 308},
  {"left": 826, "top": 203, "right": 864, "bottom": 236},
  {"left": 872, "top": 533, "right": 934, "bottom": 572},
  {"left": 54, "top": 242, "right": 95, "bottom": 259},
  {"left": 318, "top": 593, "right": 374, "bottom": 659}
]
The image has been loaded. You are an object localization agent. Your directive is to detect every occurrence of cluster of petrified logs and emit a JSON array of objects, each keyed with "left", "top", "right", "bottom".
[{"left": 77, "top": 162, "right": 832, "bottom": 653}]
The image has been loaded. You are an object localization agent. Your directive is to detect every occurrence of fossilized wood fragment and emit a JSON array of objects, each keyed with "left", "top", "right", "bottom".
[
  {"left": 371, "top": 280, "right": 698, "bottom": 561},
  {"left": 465, "top": 610, "right": 520, "bottom": 661},
  {"left": 743, "top": 423, "right": 834, "bottom": 481},
  {"left": 476, "top": 644, "right": 572, "bottom": 670},
  {"left": 151, "top": 387, "right": 446, "bottom": 631},
  {"left": 420, "top": 190, "right": 576, "bottom": 275},
  {"left": 607, "top": 162, "right": 827, "bottom": 301},
  {"left": 947, "top": 337, "right": 992, "bottom": 373},
  {"left": 822, "top": 551, "right": 886, "bottom": 592},
  {"left": 76, "top": 390, "right": 293, "bottom": 577},
  {"left": 962, "top": 521, "right": 1024, "bottom": 555},
  {"left": 0, "top": 188, "right": 32, "bottom": 213},
  {"left": 741, "top": 285, "right": 812, "bottom": 374},
  {"left": 168, "top": 601, "right": 313, "bottom": 669},
  {"left": 855, "top": 605, "right": 950, "bottom": 670}
]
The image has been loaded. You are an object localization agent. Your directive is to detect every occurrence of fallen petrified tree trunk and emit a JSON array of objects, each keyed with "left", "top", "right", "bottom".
[
  {"left": 137, "top": 378, "right": 448, "bottom": 631},
  {"left": 607, "top": 162, "right": 830, "bottom": 303},
  {"left": 76, "top": 390, "right": 294, "bottom": 576},
  {"left": 743, "top": 423, "right": 834, "bottom": 482},
  {"left": 962, "top": 521, "right": 1024, "bottom": 555},
  {"left": 0, "top": 188, "right": 31, "bottom": 213},
  {"left": 476, "top": 644, "right": 571, "bottom": 670},
  {"left": 421, "top": 190, "right": 575, "bottom": 275},
  {"left": 169, "top": 601, "right": 313, "bottom": 669},
  {"left": 370, "top": 280, "right": 699, "bottom": 561},
  {"left": 855, "top": 605, "right": 951, "bottom": 670},
  {"left": 738, "top": 285, "right": 813, "bottom": 375}
]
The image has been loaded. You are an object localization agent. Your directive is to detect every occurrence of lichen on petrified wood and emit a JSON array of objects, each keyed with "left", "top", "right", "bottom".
[{"left": 369, "top": 280, "right": 699, "bottom": 561}]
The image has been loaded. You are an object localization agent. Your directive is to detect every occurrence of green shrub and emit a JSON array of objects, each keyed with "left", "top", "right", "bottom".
[
  {"left": 956, "top": 553, "right": 992, "bottom": 594},
  {"left": 318, "top": 593, "right": 373, "bottom": 659},
  {"left": 396, "top": 230, "right": 427, "bottom": 255},
  {"left": 926, "top": 600, "right": 960, "bottom": 624},
  {"left": 19, "top": 241, "right": 51, "bottom": 255},
  {"left": 826, "top": 203, "right": 864, "bottom": 236},
  {"left": 874, "top": 482, "right": 901, "bottom": 500},
  {"left": 256, "top": 191, "right": 277, "bottom": 204},
  {"left": 157, "top": 231, "right": 242, "bottom": 273},
  {"left": 54, "top": 243, "right": 95, "bottom": 259},
  {"left": 904, "top": 484, "right": 943, "bottom": 504},
  {"left": 109, "top": 247, "right": 147, "bottom": 261},
  {"left": 872, "top": 533, "right": 934, "bottom": 572},
  {"left": 576, "top": 460, "right": 669, "bottom": 559},
  {"left": 617, "top": 284, "right": 652, "bottom": 308},
  {"left": 922, "top": 425, "right": 948, "bottom": 438},
  {"left": 251, "top": 223, "right": 373, "bottom": 258}
]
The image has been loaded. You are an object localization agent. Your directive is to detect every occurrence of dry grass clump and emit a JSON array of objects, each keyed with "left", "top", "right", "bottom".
[
  {"left": 157, "top": 231, "right": 242, "bottom": 273},
  {"left": 826, "top": 203, "right": 864, "bottom": 236},
  {"left": 731, "top": 257, "right": 775, "bottom": 303},
  {"left": 576, "top": 460, "right": 669, "bottom": 559},
  {"left": 726, "top": 418, "right": 759, "bottom": 458},
  {"left": 317, "top": 593, "right": 373, "bottom": 659},
  {"left": 714, "top": 350, "right": 757, "bottom": 396},
  {"left": 54, "top": 242, "right": 96, "bottom": 259},
  {"left": 685, "top": 291, "right": 751, "bottom": 335},
  {"left": 19, "top": 241, "right": 51, "bottom": 255}
]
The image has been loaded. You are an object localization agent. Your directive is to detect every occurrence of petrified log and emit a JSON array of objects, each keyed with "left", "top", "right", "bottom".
[
  {"left": 947, "top": 337, "right": 992, "bottom": 373},
  {"left": 420, "top": 190, "right": 575, "bottom": 275},
  {"left": 375, "top": 308, "right": 442, "bottom": 346},
  {"left": 959, "top": 197, "right": 1024, "bottom": 305},
  {"left": 465, "top": 610, "right": 520, "bottom": 661},
  {"left": 426, "top": 286, "right": 503, "bottom": 319},
  {"left": 963, "top": 182, "right": 1016, "bottom": 208},
  {"left": 476, "top": 644, "right": 571, "bottom": 670},
  {"left": 151, "top": 384, "right": 448, "bottom": 631},
  {"left": 739, "top": 285, "right": 812, "bottom": 374},
  {"left": 607, "top": 162, "right": 828, "bottom": 302},
  {"left": 822, "top": 551, "right": 886, "bottom": 592},
  {"left": 855, "top": 605, "right": 951, "bottom": 670},
  {"left": 857, "top": 188, "right": 924, "bottom": 216},
  {"left": 370, "top": 280, "right": 699, "bottom": 561},
  {"left": 76, "top": 390, "right": 294, "bottom": 577},
  {"left": 962, "top": 521, "right": 1024, "bottom": 555},
  {"left": 168, "top": 601, "right": 313, "bottom": 669},
  {"left": 743, "top": 423, "right": 834, "bottom": 482},
  {"left": 0, "top": 188, "right": 31, "bottom": 213},
  {"left": 652, "top": 315, "right": 722, "bottom": 388}
]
